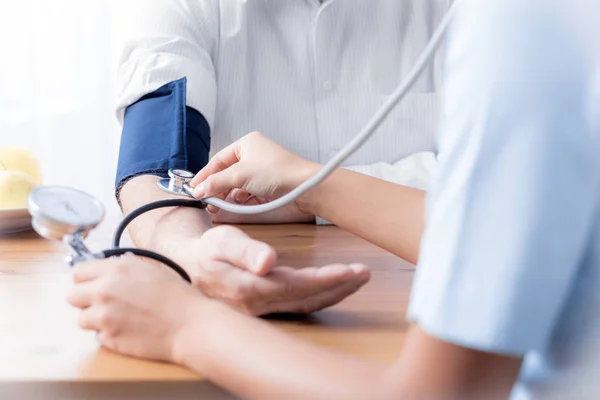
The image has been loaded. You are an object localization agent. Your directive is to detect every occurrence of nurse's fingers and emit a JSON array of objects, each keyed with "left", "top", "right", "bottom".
[
  {"left": 72, "top": 260, "right": 110, "bottom": 283},
  {"left": 207, "top": 190, "right": 254, "bottom": 214},
  {"left": 205, "top": 189, "right": 234, "bottom": 213},
  {"left": 192, "top": 163, "right": 248, "bottom": 200},
  {"left": 77, "top": 306, "right": 106, "bottom": 331},
  {"left": 66, "top": 281, "right": 96, "bottom": 309},
  {"left": 191, "top": 142, "right": 240, "bottom": 187},
  {"left": 230, "top": 189, "right": 253, "bottom": 204}
]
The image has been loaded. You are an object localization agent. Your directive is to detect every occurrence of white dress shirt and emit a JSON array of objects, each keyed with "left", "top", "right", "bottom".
[
  {"left": 115, "top": 0, "right": 452, "bottom": 199},
  {"left": 408, "top": 2, "right": 600, "bottom": 399}
]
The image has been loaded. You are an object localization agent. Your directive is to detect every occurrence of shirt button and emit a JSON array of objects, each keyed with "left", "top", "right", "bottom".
[{"left": 322, "top": 80, "right": 332, "bottom": 91}]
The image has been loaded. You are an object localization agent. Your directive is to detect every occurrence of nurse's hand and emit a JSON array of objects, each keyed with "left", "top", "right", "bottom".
[
  {"left": 66, "top": 254, "right": 209, "bottom": 363},
  {"left": 179, "top": 225, "right": 370, "bottom": 316},
  {"left": 190, "top": 132, "right": 319, "bottom": 219},
  {"left": 66, "top": 252, "right": 370, "bottom": 363},
  {"left": 208, "top": 192, "right": 315, "bottom": 224}
]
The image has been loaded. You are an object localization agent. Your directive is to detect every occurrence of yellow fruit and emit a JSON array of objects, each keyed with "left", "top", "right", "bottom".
[
  {"left": 0, "top": 171, "right": 35, "bottom": 209},
  {"left": 0, "top": 147, "right": 42, "bottom": 185}
]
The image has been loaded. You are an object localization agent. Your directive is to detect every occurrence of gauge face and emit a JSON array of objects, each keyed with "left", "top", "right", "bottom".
[{"left": 28, "top": 186, "right": 105, "bottom": 228}]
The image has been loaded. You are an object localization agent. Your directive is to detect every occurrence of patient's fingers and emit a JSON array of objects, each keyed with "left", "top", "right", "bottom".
[
  {"left": 250, "top": 264, "right": 371, "bottom": 316},
  {"left": 271, "top": 278, "right": 367, "bottom": 315},
  {"left": 201, "top": 226, "right": 277, "bottom": 276}
]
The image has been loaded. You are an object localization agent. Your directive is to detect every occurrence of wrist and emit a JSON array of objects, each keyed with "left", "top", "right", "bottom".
[
  {"left": 276, "top": 160, "right": 319, "bottom": 194},
  {"left": 158, "top": 235, "right": 204, "bottom": 272},
  {"left": 170, "top": 293, "right": 206, "bottom": 366},
  {"left": 294, "top": 162, "right": 324, "bottom": 216},
  {"left": 133, "top": 211, "right": 211, "bottom": 262},
  {"left": 171, "top": 297, "right": 227, "bottom": 369}
]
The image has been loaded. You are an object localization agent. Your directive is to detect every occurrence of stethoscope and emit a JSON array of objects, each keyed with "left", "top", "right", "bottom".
[{"left": 27, "top": 1, "right": 462, "bottom": 283}]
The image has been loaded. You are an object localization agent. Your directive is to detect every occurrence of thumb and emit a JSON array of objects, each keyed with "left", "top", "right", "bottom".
[
  {"left": 192, "top": 163, "right": 247, "bottom": 199},
  {"left": 207, "top": 227, "right": 278, "bottom": 276}
]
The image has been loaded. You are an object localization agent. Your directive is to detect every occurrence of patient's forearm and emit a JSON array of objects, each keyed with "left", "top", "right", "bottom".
[
  {"left": 298, "top": 169, "right": 425, "bottom": 264},
  {"left": 118, "top": 175, "right": 213, "bottom": 266}
]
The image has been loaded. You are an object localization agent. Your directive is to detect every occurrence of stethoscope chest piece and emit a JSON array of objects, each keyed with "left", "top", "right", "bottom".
[{"left": 157, "top": 169, "right": 195, "bottom": 197}]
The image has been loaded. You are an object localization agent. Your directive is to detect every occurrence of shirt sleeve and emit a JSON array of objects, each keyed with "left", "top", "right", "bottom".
[
  {"left": 407, "top": 1, "right": 600, "bottom": 356},
  {"left": 112, "top": 0, "right": 218, "bottom": 196},
  {"left": 114, "top": 0, "right": 218, "bottom": 127}
]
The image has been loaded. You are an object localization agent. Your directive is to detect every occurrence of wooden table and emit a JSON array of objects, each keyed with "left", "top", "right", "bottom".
[{"left": 0, "top": 211, "right": 414, "bottom": 399}]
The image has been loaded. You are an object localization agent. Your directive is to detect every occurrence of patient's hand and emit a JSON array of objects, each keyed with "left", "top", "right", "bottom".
[{"left": 175, "top": 225, "right": 370, "bottom": 316}]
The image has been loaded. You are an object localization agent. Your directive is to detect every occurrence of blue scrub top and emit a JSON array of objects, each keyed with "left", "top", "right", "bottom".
[{"left": 407, "top": 2, "right": 600, "bottom": 399}]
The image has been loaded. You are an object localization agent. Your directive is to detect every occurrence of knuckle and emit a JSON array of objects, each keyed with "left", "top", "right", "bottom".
[
  {"left": 97, "top": 333, "right": 110, "bottom": 348},
  {"left": 227, "top": 275, "right": 262, "bottom": 313},
  {"left": 228, "top": 283, "right": 253, "bottom": 307},
  {"left": 77, "top": 312, "right": 88, "bottom": 329},
  {"left": 282, "top": 279, "right": 296, "bottom": 298},
  {"left": 114, "top": 260, "right": 131, "bottom": 276},
  {"left": 98, "top": 331, "right": 117, "bottom": 350},
  {"left": 97, "top": 310, "right": 113, "bottom": 328},
  {"left": 246, "top": 131, "right": 262, "bottom": 140},
  {"left": 229, "top": 287, "right": 247, "bottom": 304},
  {"left": 94, "top": 286, "right": 112, "bottom": 304},
  {"left": 213, "top": 153, "right": 229, "bottom": 171},
  {"left": 202, "top": 178, "right": 214, "bottom": 193},
  {"left": 193, "top": 278, "right": 212, "bottom": 295},
  {"left": 71, "top": 268, "right": 85, "bottom": 283},
  {"left": 238, "top": 243, "right": 250, "bottom": 261},
  {"left": 230, "top": 169, "right": 246, "bottom": 188}
]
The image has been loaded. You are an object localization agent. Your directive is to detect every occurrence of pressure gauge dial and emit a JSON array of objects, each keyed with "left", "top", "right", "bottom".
[{"left": 27, "top": 186, "right": 105, "bottom": 241}]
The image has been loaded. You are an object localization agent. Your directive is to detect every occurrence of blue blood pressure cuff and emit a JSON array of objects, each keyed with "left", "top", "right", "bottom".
[{"left": 115, "top": 77, "right": 210, "bottom": 201}]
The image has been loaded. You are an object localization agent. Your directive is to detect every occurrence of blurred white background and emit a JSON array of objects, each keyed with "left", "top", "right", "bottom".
[{"left": 0, "top": 0, "right": 122, "bottom": 209}]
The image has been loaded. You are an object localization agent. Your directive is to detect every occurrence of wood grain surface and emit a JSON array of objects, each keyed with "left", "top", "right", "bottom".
[{"left": 0, "top": 211, "right": 414, "bottom": 398}]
